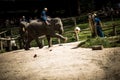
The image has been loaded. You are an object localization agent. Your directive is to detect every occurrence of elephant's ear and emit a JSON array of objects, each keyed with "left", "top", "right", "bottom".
[{"left": 51, "top": 18, "right": 58, "bottom": 24}]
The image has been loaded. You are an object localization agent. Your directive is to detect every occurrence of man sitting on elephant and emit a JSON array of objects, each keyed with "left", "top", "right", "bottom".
[
  {"left": 19, "top": 17, "right": 67, "bottom": 50},
  {"left": 41, "top": 7, "right": 50, "bottom": 25}
]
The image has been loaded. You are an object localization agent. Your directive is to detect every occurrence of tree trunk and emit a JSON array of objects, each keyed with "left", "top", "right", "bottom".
[
  {"left": 77, "top": 0, "right": 81, "bottom": 15},
  {"left": 88, "top": 13, "right": 97, "bottom": 37}
]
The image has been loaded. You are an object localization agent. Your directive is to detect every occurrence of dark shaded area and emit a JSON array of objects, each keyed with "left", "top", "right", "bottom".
[
  {"left": 0, "top": 0, "right": 78, "bottom": 18},
  {"left": 0, "top": 0, "right": 119, "bottom": 27},
  {"left": 0, "top": 0, "right": 120, "bottom": 18}
]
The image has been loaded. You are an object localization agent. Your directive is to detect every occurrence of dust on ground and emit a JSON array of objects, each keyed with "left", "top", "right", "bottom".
[{"left": 0, "top": 42, "right": 120, "bottom": 80}]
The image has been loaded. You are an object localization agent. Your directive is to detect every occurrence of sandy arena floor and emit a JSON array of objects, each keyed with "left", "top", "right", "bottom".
[{"left": 0, "top": 42, "right": 120, "bottom": 80}]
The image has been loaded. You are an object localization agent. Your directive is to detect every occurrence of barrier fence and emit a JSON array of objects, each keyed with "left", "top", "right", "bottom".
[{"left": 0, "top": 17, "right": 120, "bottom": 52}]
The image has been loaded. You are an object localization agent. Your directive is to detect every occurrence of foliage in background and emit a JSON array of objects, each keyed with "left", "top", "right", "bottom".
[
  {"left": 0, "top": 16, "right": 120, "bottom": 53},
  {"left": 81, "top": 37, "right": 110, "bottom": 48},
  {"left": 62, "top": 17, "right": 120, "bottom": 48},
  {"left": 11, "top": 18, "right": 120, "bottom": 48}
]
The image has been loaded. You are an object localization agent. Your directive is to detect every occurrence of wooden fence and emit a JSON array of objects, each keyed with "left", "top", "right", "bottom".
[
  {"left": 0, "top": 30, "right": 19, "bottom": 51},
  {"left": 0, "top": 17, "right": 119, "bottom": 52}
]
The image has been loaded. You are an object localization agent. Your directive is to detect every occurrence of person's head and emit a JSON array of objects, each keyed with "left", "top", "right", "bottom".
[
  {"left": 92, "top": 13, "right": 98, "bottom": 18},
  {"left": 44, "top": 7, "right": 48, "bottom": 11},
  {"left": 22, "top": 16, "right": 25, "bottom": 19},
  {"left": 94, "top": 13, "right": 97, "bottom": 17}
]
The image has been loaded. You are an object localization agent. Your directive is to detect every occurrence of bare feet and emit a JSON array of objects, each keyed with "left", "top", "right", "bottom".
[{"left": 64, "top": 37, "right": 68, "bottom": 43}]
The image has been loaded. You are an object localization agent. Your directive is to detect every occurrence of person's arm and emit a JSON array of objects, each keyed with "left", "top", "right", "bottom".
[
  {"left": 95, "top": 18, "right": 103, "bottom": 28},
  {"left": 99, "top": 20, "right": 103, "bottom": 28}
]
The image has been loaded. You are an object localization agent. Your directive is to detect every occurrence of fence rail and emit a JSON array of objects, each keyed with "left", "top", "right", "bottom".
[
  {"left": 0, "top": 30, "right": 19, "bottom": 51},
  {"left": 0, "top": 30, "right": 7, "bottom": 35}
]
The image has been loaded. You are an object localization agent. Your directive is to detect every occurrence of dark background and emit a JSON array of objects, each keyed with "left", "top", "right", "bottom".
[{"left": 0, "top": 0, "right": 120, "bottom": 18}]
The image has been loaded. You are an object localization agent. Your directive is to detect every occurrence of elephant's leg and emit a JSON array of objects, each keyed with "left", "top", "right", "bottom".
[
  {"left": 52, "top": 33, "right": 67, "bottom": 43},
  {"left": 58, "top": 38, "right": 63, "bottom": 46},
  {"left": 19, "top": 33, "right": 25, "bottom": 49},
  {"left": 24, "top": 42, "right": 29, "bottom": 50},
  {"left": 24, "top": 39, "right": 31, "bottom": 50},
  {"left": 35, "top": 37, "right": 43, "bottom": 49},
  {"left": 58, "top": 38, "right": 61, "bottom": 44},
  {"left": 46, "top": 35, "right": 52, "bottom": 47},
  {"left": 18, "top": 37, "right": 23, "bottom": 49}
]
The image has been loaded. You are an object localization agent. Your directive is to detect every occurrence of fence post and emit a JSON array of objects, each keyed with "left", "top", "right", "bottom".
[
  {"left": 41, "top": 39, "right": 44, "bottom": 46},
  {"left": 113, "top": 24, "right": 117, "bottom": 36},
  {"left": 88, "top": 13, "right": 97, "bottom": 37},
  {"left": 75, "top": 31, "right": 79, "bottom": 41},
  {"left": 72, "top": 17, "right": 80, "bottom": 41},
  {"left": 0, "top": 40, "right": 3, "bottom": 51},
  {"left": 72, "top": 17, "right": 77, "bottom": 27}
]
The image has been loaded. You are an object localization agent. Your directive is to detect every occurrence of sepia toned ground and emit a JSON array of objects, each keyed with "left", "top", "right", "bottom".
[{"left": 0, "top": 42, "right": 120, "bottom": 80}]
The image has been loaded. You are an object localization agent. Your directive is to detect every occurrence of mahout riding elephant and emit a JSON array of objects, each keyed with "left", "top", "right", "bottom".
[
  {"left": 19, "top": 20, "right": 44, "bottom": 49},
  {"left": 19, "top": 17, "right": 67, "bottom": 50}
]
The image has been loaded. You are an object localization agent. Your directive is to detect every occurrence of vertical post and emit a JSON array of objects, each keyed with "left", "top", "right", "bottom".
[
  {"left": 0, "top": 40, "right": 3, "bottom": 51},
  {"left": 72, "top": 17, "right": 77, "bottom": 27},
  {"left": 6, "top": 36, "right": 11, "bottom": 51},
  {"left": 88, "top": 13, "right": 97, "bottom": 37},
  {"left": 7, "top": 39, "right": 11, "bottom": 51},
  {"left": 76, "top": 0, "right": 81, "bottom": 15},
  {"left": 0, "top": 35, "right": 3, "bottom": 51},
  {"left": 41, "top": 39, "right": 44, "bottom": 46},
  {"left": 113, "top": 24, "right": 117, "bottom": 36},
  {"left": 58, "top": 38, "right": 61, "bottom": 44},
  {"left": 75, "top": 31, "right": 79, "bottom": 41},
  {"left": 4, "top": 32, "right": 6, "bottom": 38}
]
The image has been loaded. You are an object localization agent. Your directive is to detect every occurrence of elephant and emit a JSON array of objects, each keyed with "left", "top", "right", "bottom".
[
  {"left": 18, "top": 21, "right": 30, "bottom": 49},
  {"left": 19, "top": 17, "right": 67, "bottom": 50}
]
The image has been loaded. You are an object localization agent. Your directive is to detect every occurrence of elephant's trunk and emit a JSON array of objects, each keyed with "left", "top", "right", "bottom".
[
  {"left": 59, "top": 27, "right": 64, "bottom": 34},
  {"left": 59, "top": 22, "right": 64, "bottom": 34}
]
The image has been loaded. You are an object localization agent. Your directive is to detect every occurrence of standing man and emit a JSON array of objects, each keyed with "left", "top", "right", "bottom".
[
  {"left": 20, "top": 16, "right": 27, "bottom": 22},
  {"left": 41, "top": 7, "right": 50, "bottom": 25},
  {"left": 93, "top": 13, "right": 104, "bottom": 37}
]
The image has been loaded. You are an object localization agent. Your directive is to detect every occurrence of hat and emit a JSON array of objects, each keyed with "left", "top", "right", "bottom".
[
  {"left": 93, "top": 13, "right": 97, "bottom": 16},
  {"left": 44, "top": 8, "right": 48, "bottom": 11}
]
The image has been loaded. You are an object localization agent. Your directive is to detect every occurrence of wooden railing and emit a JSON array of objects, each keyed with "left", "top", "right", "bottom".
[
  {"left": 0, "top": 36, "right": 19, "bottom": 51},
  {"left": 0, "top": 30, "right": 19, "bottom": 51}
]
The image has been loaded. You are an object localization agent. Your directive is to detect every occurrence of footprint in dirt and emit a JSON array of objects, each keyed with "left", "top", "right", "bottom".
[{"left": 33, "top": 54, "right": 37, "bottom": 58}]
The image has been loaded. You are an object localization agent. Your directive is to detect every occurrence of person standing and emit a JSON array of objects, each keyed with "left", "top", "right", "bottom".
[
  {"left": 93, "top": 13, "right": 104, "bottom": 37},
  {"left": 41, "top": 7, "right": 50, "bottom": 25},
  {"left": 20, "top": 16, "right": 27, "bottom": 22}
]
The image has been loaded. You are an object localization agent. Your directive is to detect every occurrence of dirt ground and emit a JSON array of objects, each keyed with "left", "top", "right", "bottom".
[{"left": 0, "top": 42, "right": 120, "bottom": 80}]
